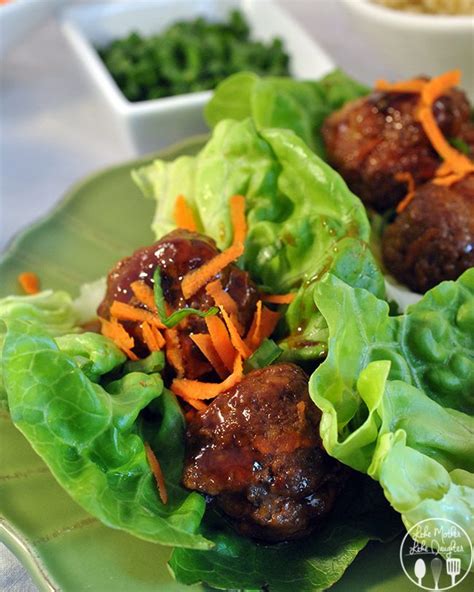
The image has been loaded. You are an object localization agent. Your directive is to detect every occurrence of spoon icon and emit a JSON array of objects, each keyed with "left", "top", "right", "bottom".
[
  {"left": 431, "top": 556, "right": 443, "bottom": 590},
  {"left": 414, "top": 558, "right": 426, "bottom": 586}
]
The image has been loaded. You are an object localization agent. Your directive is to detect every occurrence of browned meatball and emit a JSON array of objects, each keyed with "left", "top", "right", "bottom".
[
  {"left": 98, "top": 229, "right": 259, "bottom": 378},
  {"left": 183, "top": 364, "right": 347, "bottom": 542},
  {"left": 382, "top": 174, "right": 474, "bottom": 293},
  {"left": 322, "top": 85, "right": 473, "bottom": 212}
]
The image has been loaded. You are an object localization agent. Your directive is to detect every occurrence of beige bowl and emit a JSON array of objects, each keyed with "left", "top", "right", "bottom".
[{"left": 341, "top": 0, "right": 474, "bottom": 99}]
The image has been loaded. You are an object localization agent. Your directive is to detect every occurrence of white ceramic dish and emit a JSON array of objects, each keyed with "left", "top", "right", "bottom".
[
  {"left": 0, "top": 0, "right": 67, "bottom": 57},
  {"left": 341, "top": 0, "right": 474, "bottom": 99},
  {"left": 60, "top": 0, "right": 334, "bottom": 155}
]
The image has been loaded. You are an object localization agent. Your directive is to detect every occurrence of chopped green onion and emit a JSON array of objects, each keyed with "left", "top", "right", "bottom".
[
  {"left": 153, "top": 268, "right": 218, "bottom": 328},
  {"left": 449, "top": 137, "right": 470, "bottom": 155},
  {"left": 97, "top": 10, "right": 290, "bottom": 102},
  {"left": 244, "top": 339, "right": 283, "bottom": 373}
]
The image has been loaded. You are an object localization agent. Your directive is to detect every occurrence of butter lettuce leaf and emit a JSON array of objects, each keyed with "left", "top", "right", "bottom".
[
  {"left": 310, "top": 269, "right": 474, "bottom": 568},
  {"left": 2, "top": 320, "right": 211, "bottom": 550},
  {"left": 279, "top": 237, "right": 385, "bottom": 362},
  {"left": 0, "top": 290, "right": 80, "bottom": 408},
  {"left": 204, "top": 69, "right": 369, "bottom": 156}
]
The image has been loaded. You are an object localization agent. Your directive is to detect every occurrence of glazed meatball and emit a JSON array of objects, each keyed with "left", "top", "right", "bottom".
[
  {"left": 98, "top": 229, "right": 259, "bottom": 378},
  {"left": 382, "top": 174, "right": 474, "bottom": 293},
  {"left": 322, "top": 85, "right": 473, "bottom": 212},
  {"left": 183, "top": 364, "right": 347, "bottom": 542}
]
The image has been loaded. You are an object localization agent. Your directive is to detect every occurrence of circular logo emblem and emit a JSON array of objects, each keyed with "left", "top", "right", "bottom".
[{"left": 400, "top": 518, "right": 473, "bottom": 590}]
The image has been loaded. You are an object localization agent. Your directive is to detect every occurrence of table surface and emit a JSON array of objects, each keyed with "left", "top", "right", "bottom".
[{"left": 0, "top": 1, "right": 393, "bottom": 590}]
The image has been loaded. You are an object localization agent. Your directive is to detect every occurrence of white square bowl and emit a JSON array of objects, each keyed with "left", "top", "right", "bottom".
[{"left": 61, "top": 0, "right": 334, "bottom": 155}]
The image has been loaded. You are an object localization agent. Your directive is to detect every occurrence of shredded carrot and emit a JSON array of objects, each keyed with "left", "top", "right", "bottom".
[
  {"left": 99, "top": 317, "right": 138, "bottom": 360},
  {"left": 433, "top": 172, "right": 466, "bottom": 186},
  {"left": 164, "top": 328, "right": 184, "bottom": 378},
  {"left": 395, "top": 172, "right": 416, "bottom": 213},
  {"left": 229, "top": 195, "right": 247, "bottom": 245},
  {"left": 171, "top": 354, "right": 243, "bottom": 400},
  {"left": 174, "top": 194, "right": 197, "bottom": 231},
  {"left": 144, "top": 443, "right": 168, "bottom": 504},
  {"left": 184, "top": 410, "right": 196, "bottom": 422},
  {"left": 205, "top": 315, "right": 235, "bottom": 371},
  {"left": 130, "top": 280, "right": 156, "bottom": 311},
  {"left": 206, "top": 279, "right": 243, "bottom": 335},
  {"left": 258, "top": 306, "right": 281, "bottom": 344},
  {"left": 190, "top": 333, "right": 228, "bottom": 379},
  {"left": 375, "top": 78, "right": 426, "bottom": 94},
  {"left": 182, "top": 397, "right": 208, "bottom": 412},
  {"left": 245, "top": 300, "right": 262, "bottom": 350},
  {"left": 417, "top": 106, "right": 474, "bottom": 177},
  {"left": 420, "top": 69, "right": 461, "bottom": 106},
  {"left": 191, "top": 333, "right": 228, "bottom": 377},
  {"left": 110, "top": 301, "right": 165, "bottom": 329},
  {"left": 181, "top": 242, "right": 244, "bottom": 300},
  {"left": 219, "top": 306, "right": 252, "bottom": 359},
  {"left": 246, "top": 302, "right": 280, "bottom": 349},
  {"left": 141, "top": 321, "right": 165, "bottom": 351},
  {"left": 436, "top": 160, "right": 452, "bottom": 177},
  {"left": 262, "top": 293, "right": 296, "bottom": 304},
  {"left": 18, "top": 272, "right": 40, "bottom": 295}
]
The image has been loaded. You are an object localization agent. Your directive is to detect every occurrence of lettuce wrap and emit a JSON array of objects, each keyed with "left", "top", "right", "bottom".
[
  {"left": 1, "top": 292, "right": 400, "bottom": 591},
  {"left": 133, "top": 117, "right": 383, "bottom": 361},
  {"left": 310, "top": 269, "right": 474, "bottom": 569}
]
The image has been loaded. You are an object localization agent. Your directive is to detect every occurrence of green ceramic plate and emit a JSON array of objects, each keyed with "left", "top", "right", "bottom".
[{"left": 1, "top": 137, "right": 472, "bottom": 592}]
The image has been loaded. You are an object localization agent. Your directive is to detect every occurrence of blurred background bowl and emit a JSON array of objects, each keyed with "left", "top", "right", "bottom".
[
  {"left": 0, "top": 0, "right": 67, "bottom": 57},
  {"left": 341, "top": 0, "right": 474, "bottom": 99},
  {"left": 61, "top": 0, "right": 334, "bottom": 155}
]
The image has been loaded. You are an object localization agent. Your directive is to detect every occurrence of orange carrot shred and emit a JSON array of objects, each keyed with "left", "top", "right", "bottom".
[
  {"left": 144, "top": 443, "right": 168, "bottom": 505},
  {"left": 245, "top": 300, "right": 263, "bottom": 350},
  {"left": 164, "top": 328, "right": 184, "bottom": 378},
  {"left": 190, "top": 333, "right": 228, "bottom": 379},
  {"left": 206, "top": 279, "right": 243, "bottom": 335},
  {"left": 110, "top": 301, "right": 165, "bottom": 329},
  {"left": 182, "top": 397, "right": 208, "bottom": 412},
  {"left": 432, "top": 172, "right": 466, "bottom": 186},
  {"left": 219, "top": 306, "right": 252, "bottom": 359},
  {"left": 420, "top": 69, "right": 461, "bottom": 106},
  {"left": 182, "top": 242, "right": 244, "bottom": 300},
  {"left": 375, "top": 78, "right": 426, "bottom": 94},
  {"left": 141, "top": 321, "right": 165, "bottom": 351},
  {"left": 174, "top": 194, "right": 197, "bottom": 231},
  {"left": 99, "top": 317, "right": 138, "bottom": 360},
  {"left": 262, "top": 293, "right": 296, "bottom": 304},
  {"left": 229, "top": 195, "right": 247, "bottom": 245},
  {"left": 18, "top": 272, "right": 40, "bottom": 295},
  {"left": 436, "top": 160, "right": 452, "bottom": 177},
  {"left": 171, "top": 354, "right": 243, "bottom": 400},
  {"left": 417, "top": 106, "right": 474, "bottom": 177},
  {"left": 130, "top": 280, "right": 156, "bottom": 311},
  {"left": 151, "top": 324, "right": 166, "bottom": 348},
  {"left": 258, "top": 305, "right": 281, "bottom": 344},
  {"left": 246, "top": 303, "right": 280, "bottom": 350},
  {"left": 205, "top": 315, "right": 235, "bottom": 371},
  {"left": 395, "top": 172, "right": 416, "bottom": 213}
]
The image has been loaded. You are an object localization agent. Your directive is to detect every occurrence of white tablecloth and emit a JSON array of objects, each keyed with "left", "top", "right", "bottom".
[{"left": 0, "top": 1, "right": 391, "bottom": 589}]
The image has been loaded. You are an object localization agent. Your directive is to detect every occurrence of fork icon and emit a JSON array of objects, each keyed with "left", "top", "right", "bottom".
[{"left": 446, "top": 557, "right": 461, "bottom": 586}]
